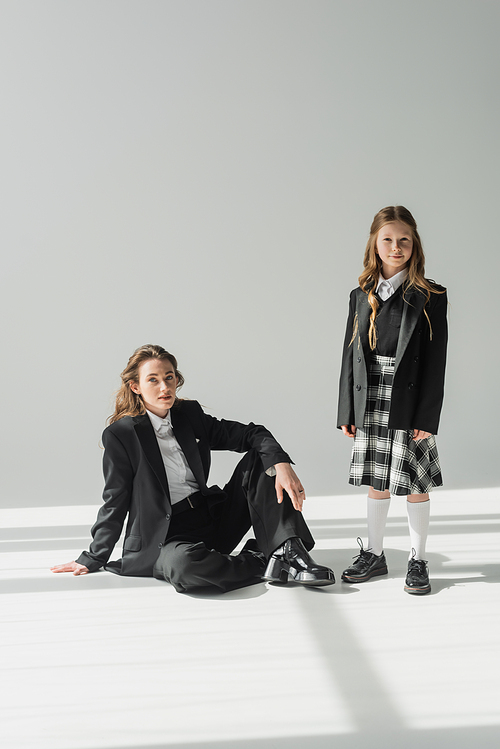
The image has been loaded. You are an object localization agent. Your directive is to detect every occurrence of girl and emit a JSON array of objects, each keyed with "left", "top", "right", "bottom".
[{"left": 337, "top": 206, "right": 447, "bottom": 595}]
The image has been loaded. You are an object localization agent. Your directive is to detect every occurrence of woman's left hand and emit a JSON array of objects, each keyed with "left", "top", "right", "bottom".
[
  {"left": 50, "top": 561, "right": 89, "bottom": 575},
  {"left": 412, "top": 429, "right": 432, "bottom": 441},
  {"left": 274, "top": 463, "right": 306, "bottom": 511}
]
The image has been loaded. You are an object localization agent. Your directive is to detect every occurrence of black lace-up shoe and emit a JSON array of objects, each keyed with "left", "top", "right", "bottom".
[
  {"left": 262, "top": 537, "right": 335, "bottom": 586},
  {"left": 405, "top": 554, "right": 431, "bottom": 595},
  {"left": 341, "top": 538, "right": 388, "bottom": 583}
]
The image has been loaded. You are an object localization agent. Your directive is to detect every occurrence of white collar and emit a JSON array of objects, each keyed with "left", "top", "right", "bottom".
[
  {"left": 146, "top": 409, "right": 172, "bottom": 433},
  {"left": 376, "top": 268, "right": 408, "bottom": 295}
]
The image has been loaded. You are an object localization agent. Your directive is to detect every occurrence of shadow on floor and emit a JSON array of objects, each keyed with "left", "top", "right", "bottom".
[
  {"left": 86, "top": 725, "right": 500, "bottom": 749},
  {"left": 0, "top": 573, "right": 162, "bottom": 594}
]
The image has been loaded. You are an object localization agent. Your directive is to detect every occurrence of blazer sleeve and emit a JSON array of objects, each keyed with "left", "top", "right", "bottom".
[
  {"left": 76, "top": 429, "right": 134, "bottom": 573},
  {"left": 412, "top": 288, "right": 448, "bottom": 434},
  {"left": 336, "top": 289, "right": 356, "bottom": 428},
  {"left": 199, "top": 407, "right": 292, "bottom": 472}
]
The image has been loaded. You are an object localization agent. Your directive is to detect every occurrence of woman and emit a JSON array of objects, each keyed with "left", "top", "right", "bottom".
[{"left": 52, "top": 344, "right": 335, "bottom": 591}]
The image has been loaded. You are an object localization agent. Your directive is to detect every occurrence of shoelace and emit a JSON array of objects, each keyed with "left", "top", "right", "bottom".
[
  {"left": 408, "top": 548, "right": 428, "bottom": 575},
  {"left": 408, "top": 558, "right": 428, "bottom": 574},
  {"left": 350, "top": 537, "right": 375, "bottom": 568}
]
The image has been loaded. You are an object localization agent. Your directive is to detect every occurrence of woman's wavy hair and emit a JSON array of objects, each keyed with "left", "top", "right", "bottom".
[
  {"left": 109, "top": 344, "right": 184, "bottom": 424},
  {"left": 356, "top": 205, "right": 443, "bottom": 350}
]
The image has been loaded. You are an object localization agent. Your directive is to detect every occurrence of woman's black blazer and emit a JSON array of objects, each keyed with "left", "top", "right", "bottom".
[
  {"left": 77, "top": 399, "right": 291, "bottom": 577},
  {"left": 337, "top": 283, "right": 448, "bottom": 435}
]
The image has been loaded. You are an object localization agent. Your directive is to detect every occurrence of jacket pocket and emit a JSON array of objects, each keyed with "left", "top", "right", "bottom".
[{"left": 123, "top": 535, "right": 142, "bottom": 552}]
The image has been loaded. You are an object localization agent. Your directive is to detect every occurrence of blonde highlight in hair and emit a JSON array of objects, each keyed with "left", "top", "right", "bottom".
[
  {"left": 109, "top": 344, "right": 184, "bottom": 424},
  {"left": 358, "top": 206, "right": 443, "bottom": 349}
]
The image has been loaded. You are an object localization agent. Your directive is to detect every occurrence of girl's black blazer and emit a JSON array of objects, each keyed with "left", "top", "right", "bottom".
[
  {"left": 76, "top": 400, "right": 291, "bottom": 577},
  {"left": 337, "top": 283, "right": 448, "bottom": 435}
]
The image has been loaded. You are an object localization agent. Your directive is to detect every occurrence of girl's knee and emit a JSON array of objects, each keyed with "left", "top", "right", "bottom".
[
  {"left": 407, "top": 494, "right": 430, "bottom": 503},
  {"left": 368, "top": 487, "right": 391, "bottom": 499}
]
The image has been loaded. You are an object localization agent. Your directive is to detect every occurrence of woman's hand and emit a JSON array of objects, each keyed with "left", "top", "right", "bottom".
[
  {"left": 412, "top": 429, "right": 432, "bottom": 441},
  {"left": 341, "top": 425, "right": 357, "bottom": 438},
  {"left": 50, "top": 561, "right": 89, "bottom": 576},
  {"left": 274, "top": 462, "right": 306, "bottom": 511}
]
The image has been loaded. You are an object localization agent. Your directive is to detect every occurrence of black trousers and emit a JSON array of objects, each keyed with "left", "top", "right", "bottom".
[{"left": 153, "top": 450, "right": 314, "bottom": 593}]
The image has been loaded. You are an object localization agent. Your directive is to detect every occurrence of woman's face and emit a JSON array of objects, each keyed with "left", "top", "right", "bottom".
[
  {"left": 130, "top": 358, "right": 178, "bottom": 417},
  {"left": 375, "top": 221, "right": 413, "bottom": 278}
]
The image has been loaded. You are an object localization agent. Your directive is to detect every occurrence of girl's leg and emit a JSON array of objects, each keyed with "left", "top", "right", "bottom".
[
  {"left": 406, "top": 493, "right": 430, "bottom": 560},
  {"left": 367, "top": 487, "right": 391, "bottom": 555},
  {"left": 341, "top": 486, "right": 389, "bottom": 582},
  {"left": 405, "top": 493, "right": 431, "bottom": 595}
]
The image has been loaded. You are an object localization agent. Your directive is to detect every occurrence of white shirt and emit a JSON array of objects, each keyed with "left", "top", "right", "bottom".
[
  {"left": 376, "top": 268, "right": 408, "bottom": 301},
  {"left": 146, "top": 409, "right": 200, "bottom": 505}
]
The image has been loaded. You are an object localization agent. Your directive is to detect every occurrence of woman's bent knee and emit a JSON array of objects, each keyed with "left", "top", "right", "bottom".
[{"left": 160, "top": 540, "right": 208, "bottom": 589}]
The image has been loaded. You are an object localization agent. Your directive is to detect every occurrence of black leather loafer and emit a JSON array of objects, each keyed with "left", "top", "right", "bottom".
[{"left": 262, "top": 537, "right": 335, "bottom": 586}]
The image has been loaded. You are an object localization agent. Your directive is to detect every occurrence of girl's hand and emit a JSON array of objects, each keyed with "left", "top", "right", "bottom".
[
  {"left": 412, "top": 429, "right": 432, "bottom": 441},
  {"left": 341, "top": 425, "right": 357, "bottom": 438},
  {"left": 50, "top": 561, "right": 89, "bottom": 575}
]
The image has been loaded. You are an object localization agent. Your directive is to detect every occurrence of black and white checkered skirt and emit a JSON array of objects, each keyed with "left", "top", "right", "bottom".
[{"left": 349, "top": 355, "right": 443, "bottom": 496}]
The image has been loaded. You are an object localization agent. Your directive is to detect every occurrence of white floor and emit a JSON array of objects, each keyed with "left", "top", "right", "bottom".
[{"left": 1, "top": 488, "right": 499, "bottom": 749}]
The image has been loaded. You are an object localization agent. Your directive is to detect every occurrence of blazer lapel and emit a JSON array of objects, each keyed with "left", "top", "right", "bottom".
[
  {"left": 170, "top": 407, "right": 207, "bottom": 491},
  {"left": 133, "top": 415, "right": 170, "bottom": 500},
  {"left": 394, "top": 289, "right": 426, "bottom": 372}
]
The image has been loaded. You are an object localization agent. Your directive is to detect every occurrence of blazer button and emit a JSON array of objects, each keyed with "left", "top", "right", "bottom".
[
  {"left": 414, "top": 356, "right": 419, "bottom": 362},
  {"left": 408, "top": 382, "right": 414, "bottom": 389},
  {"left": 166, "top": 514, "right": 171, "bottom": 520},
  {"left": 357, "top": 357, "right": 361, "bottom": 363},
  {"left": 158, "top": 542, "right": 163, "bottom": 548},
  {"left": 356, "top": 384, "right": 361, "bottom": 391}
]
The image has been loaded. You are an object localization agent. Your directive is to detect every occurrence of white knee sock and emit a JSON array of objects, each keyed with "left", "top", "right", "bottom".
[
  {"left": 406, "top": 499, "right": 430, "bottom": 560},
  {"left": 367, "top": 497, "right": 391, "bottom": 556}
]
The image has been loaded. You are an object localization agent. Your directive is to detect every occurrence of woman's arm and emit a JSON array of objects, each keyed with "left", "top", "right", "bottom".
[
  {"left": 51, "top": 428, "right": 134, "bottom": 574},
  {"left": 200, "top": 409, "right": 292, "bottom": 473}
]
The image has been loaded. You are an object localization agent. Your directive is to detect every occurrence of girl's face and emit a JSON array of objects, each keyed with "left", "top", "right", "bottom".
[
  {"left": 375, "top": 221, "right": 413, "bottom": 278},
  {"left": 130, "top": 358, "right": 178, "bottom": 418}
]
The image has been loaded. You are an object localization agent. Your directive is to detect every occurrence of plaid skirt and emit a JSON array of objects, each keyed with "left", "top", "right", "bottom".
[{"left": 349, "top": 355, "right": 443, "bottom": 496}]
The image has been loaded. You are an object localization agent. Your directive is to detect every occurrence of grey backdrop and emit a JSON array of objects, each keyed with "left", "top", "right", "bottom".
[{"left": 1, "top": 0, "right": 498, "bottom": 508}]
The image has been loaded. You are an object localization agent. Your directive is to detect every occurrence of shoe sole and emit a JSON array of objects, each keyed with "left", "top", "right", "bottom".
[
  {"left": 294, "top": 576, "right": 335, "bottom": 586},
  {"left": 341, "top": 566, "right": 388, "bottom": 583},
  {"left": 262, "top": 572, "right": 336, "bottom": 586},
  {"left": 261, "top": 577, "right": 335, "bottom": 588},
  {"left": 404, "top": 584, "right": 431, "bottom": 595}
]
